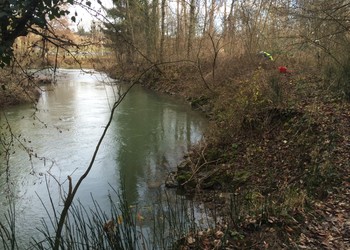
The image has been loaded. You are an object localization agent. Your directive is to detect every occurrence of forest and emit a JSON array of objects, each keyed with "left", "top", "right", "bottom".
[{"left": 1, "top": 0, "right": 350, "bottom": 249}]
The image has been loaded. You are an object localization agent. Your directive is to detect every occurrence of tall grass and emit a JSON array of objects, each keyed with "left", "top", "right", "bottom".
[
  {"left": 0, "top": 185, "right": 216, "bottom": 250},
  {"left": 0, "top": 201, "right": 18, "bottom": 250},
  {"left": 1, "top": 186, "right": 310, "bottom": 249}
]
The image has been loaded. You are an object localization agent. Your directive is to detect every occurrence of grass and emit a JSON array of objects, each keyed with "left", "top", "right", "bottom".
[
  {"left": 0, "top": 202, "right": 18, "bottom": 250},
  {"left": 0, "top": 184, "right": 221, "bottom": 250}
]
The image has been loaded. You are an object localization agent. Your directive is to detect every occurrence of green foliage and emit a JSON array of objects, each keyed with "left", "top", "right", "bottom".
[
  {"left": 0, "top": 0, "right": 72, "bottom": 67},
  {"left": 176, "top": 172, "right": 195, "bottom": 187},
  {"left": 104, "top": 0, "right": 160, "bottom": 63},
  {"left": 0, "top": 47, "right": 11, "bottom": 68}
]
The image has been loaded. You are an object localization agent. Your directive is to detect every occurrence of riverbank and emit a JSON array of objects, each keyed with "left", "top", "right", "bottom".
[
  {"left": 106, "top": 57, "right": 350, "bottom": 248},
  {"left": 0, "top": 69, "right": 41, "bottom": 107},
  {"left": 2, "top": 61, "right": 348, "bottom": 248}
]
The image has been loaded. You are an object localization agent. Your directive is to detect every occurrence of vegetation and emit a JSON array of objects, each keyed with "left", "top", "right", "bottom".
[
  {"left": 1, "top": 0, "right": 350, "bottom": 249},
  {"left": 0, "top": 0, "right": 76, "bottom": 67},
  {"left": 0, "top": 185, "right": 217, "bottom": 249},
  {"left": 0, "top": 68, "right": 41, "bottom": 106},
  {"left": 163, "top": 62, "right": 350, "bottom": 248},
  {"left": 102, "top": 0, "right": 350, "bottom": 248}
]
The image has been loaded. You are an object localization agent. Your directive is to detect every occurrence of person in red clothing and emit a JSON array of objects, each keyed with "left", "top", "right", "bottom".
[{"left": 278, "top": 66, "right": 291, "bottom": 74}]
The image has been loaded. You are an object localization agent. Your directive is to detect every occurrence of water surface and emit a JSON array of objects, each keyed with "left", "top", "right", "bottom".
[{"left": 0, "top": 69, "right": 207, "bottom": 245}]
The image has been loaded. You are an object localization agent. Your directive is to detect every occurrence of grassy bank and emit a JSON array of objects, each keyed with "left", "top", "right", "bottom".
[{"left": 106, "top": 55, "right": 350, "bottom": 248}]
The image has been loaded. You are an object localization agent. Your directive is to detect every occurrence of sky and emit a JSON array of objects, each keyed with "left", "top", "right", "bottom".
[{"left": 69, "top": 0, "right": 113, "bottom": 31}]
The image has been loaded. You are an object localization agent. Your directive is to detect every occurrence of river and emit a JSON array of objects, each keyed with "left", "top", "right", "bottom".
[{"left": 0, "top": 69, "right": 207, "bottom": 247}]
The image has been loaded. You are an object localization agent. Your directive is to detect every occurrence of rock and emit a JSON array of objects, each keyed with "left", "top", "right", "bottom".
[
  {"left": 187, "top": 236, "right": 195, "bottom": 244},
  {"left": 147, "top": 181, "right": 161, "bottom": 189},
  {"left": 215, "top": 230, "right": 224, "bottom": 239},
  {"left": 177, "top": 160, "right": 190, "bottom": 170},
  {"left": 35, "top": 76, "right": 52, "bottom": 85},
  {"left": 165, "top": 171, "right": 178, "bottom": 188}
]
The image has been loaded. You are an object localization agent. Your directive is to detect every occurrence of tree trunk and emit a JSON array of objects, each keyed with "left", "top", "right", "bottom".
[
  {"left": 126, "top": 0, "right": 136, "bottom": 63},
  {"left": 208, "top": 0, "right": 216, "bottom": 35},
  {"left": 187, "top": 0, "right": 196, "bottom": 58},
  {"left": 160, "top": 0, "right": 166, "bottom": 62}
]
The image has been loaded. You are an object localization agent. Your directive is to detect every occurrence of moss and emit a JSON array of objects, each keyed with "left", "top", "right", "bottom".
[
  {"left": 176, "top": 172, "right": 194, "bottom": 187},
  {"left": 232, "top": 170, "right": 250, "bottom": 184},
  {"left": 190, "top": 95, "right": 210, "bottom": 109}
]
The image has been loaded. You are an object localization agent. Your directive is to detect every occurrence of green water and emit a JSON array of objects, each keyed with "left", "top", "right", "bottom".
[{"left": 0, "top": 69, "right": 207, "bottom": 245}]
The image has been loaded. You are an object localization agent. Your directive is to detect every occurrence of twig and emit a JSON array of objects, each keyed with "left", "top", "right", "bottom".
[{"left": 52, "top": 64, "right": 159, "bottom": 250}]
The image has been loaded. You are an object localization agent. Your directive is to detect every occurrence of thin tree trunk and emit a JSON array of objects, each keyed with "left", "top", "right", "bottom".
[
  {"left": 151, "top": 0, "right": 159, "bottom": 60},
  {"left": 160, "top": 0, "right": 166, "bottom": 62},
  {"left": 202, "top": 0, "right": 208, "bottom": 35},
  {"left": 126, "top": 0, "right": 136, "bottom": 63},
  {"left": 208, "top": 0, "right": 216, "bottom": 34},
  {"left": 176, "top": 0, "right": 181, "bottom": 57},
  {"left": 187, "top": 0, "right": 196, "bottom": 58}
]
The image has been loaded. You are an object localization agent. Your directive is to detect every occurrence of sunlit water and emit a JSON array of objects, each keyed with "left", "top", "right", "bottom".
[{"left": 0, "top": 69, "right": 207, "bottom": 247}]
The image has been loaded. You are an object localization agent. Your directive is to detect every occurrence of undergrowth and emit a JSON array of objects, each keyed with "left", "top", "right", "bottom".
[
  {"left": 0, "top": 69, "right": 41, "bottom": 107},
  {"left": 149, "top": 55, "right": 349, "bottom": 248}
]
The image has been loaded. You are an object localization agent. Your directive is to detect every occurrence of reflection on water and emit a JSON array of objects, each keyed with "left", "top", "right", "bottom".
[{"left": 0, "top": 69, "right": 206, "bottom": 245}]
